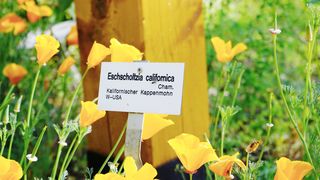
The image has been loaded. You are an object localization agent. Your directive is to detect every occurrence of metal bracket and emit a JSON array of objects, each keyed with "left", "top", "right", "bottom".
[
  {"left": 124, "top": 112, "right": 144, "bottom": 168},
  {"left": 124, "top": 60, "right": 148, "bottom": 168}
]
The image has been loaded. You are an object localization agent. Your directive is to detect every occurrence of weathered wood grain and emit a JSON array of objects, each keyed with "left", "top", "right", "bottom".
[{"left": 74, "top": 0, "right": 209, "bottom": 166}]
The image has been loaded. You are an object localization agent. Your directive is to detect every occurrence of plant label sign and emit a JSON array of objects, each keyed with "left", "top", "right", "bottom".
[{"left": 98, "top": 62, "right": 185, "bottom": 115}]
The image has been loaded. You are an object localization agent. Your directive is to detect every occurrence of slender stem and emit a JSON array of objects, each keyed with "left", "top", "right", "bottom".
[
  {"left": 189, "top": 173, "right": 193, "bottom": 180},
  {"left": 23, "top": 126, "right": 47, "bottom": 175},
  {"left": 63, "top": 68, "right": 89, "bottom": 125},
  {"left": 7, "top": 128, "right": 16, "bottom": 159},
  {"left": 303, "top": 26, "right": 319, "bottom": 139},
  {"left": 51, "top": 144, "right": 63, "bottom": 179},
  {"left": 20, "top": 138, "right": 30, "bottom": 164},
  {"left": 62, "top": 132, "right": 86, "bottom": 176},
  {"left": 26, "top": 66, "right": 41, "bottom": 127},
  {"left": 34, "top": 77, "right": 58, "bottom": 126},
  {"left": 0, "top": 130, "right": 7, "bottom": 156},
  {"left": 246, "top": 153, "right": 250, "bottom": 168},
  {"left": 1, "top": 85, "right": 15, "bottom": 104},
  {"left": 205, "top": 164, "right": 213, "bottom": 180},
  {"left": 98, "top": 122, "right": 127, "bottom": 173},
  {"left": 258, "top": 92, "right": 273, "bottom": 162},
  {"left": 213, "top": 61, "right": 237, "bottom": 142},
  {"left": 0, "top": 85, "right": 15, "bottom": 118},
  {"left": 271, "top": 14, "right": 317, "bottom": 178},
  {"left": 231, "top": 68, "right": 245, "bottom": 107},
  {"left": 58, "top": 134, "right": 78, "bottom": 179},
  {"left": 220, "top": 121, "right": 225, "bottom": 156},
  {"left": 113, "top": 145, "right": 125, "bottom": 165},
  {"left": 118, "top": 162, "right": 124, "bottom": 174}
]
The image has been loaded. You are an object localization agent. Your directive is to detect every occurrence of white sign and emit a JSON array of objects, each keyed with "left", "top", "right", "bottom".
[{"left": 98, "top": 62, "right": 184, "bottom": 115}]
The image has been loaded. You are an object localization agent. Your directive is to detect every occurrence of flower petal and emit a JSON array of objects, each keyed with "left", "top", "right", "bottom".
[
  {"left": 124, "top": 156, "right": 138, "bottom": 177},
  {"left": 142, "top": 114, "right": 174, "bottom": 140}
]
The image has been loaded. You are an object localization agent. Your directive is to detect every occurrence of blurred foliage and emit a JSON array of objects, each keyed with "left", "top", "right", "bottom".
[
  {"left": 0, "top": 0, "right": 85, "bottom": 178},
  {"left": 205, "top": 0, "right": 320, "bottom": 178}
]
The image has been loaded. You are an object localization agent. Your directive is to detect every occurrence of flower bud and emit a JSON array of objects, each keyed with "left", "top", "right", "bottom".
[
  {"left": 306, "top": 23, "right": 313, "bottom": 42},
  {"left": 3, "top": 105, "right": 10, "bottom": 124},
  {"left": 14, "top": 95, "right": 23, "bottom": 113}
]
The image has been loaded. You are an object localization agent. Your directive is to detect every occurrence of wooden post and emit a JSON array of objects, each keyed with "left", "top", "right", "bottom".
[{"left": 74, "top": 0, "right": 209, "bottom": 167}]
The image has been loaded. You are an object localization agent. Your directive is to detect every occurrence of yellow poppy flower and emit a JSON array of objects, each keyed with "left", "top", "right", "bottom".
[
  {"left": 87, "top": 41, "right": 111, "bottom": 68},
  {"left": 142, "top": 114, "right": 174, "bottom": 140},
  {"left": 94, "top": 156, "right": 157, "bottom": 180},
  {"left": 94, "top": 173, "right": 124, "bottom": 180},
  {"left": 211, "top": 37, "right": 247, "bottom": 63},
  {"left": 274, "top": 157, "right": 313, "bottom": 180},
  {"left": 20, "top": 1, "right": 52, "bottom": 23},
  {"left": 110, "top": 38, "right": 143, "bottom": 62},
  {"left": 0, "top": 155, "right": 23, "bottom": 180},
  {"left": 58, "top": 56, "right": 75, "bottom": 75},
  {"left": 209, "top": 152, "right": 246, "bottom": 178},
  {"left": 66, "top": 25, "right": 78, "bottom": 45},
  {"left": 3, "top": 63, "right": 28, "bottom": 85},
  {"left": 80, "top": 101, "right": 106, "bottom": 127},
  {"left": 0, "top": 13, "right": 27, "bottom": 35},
  {"left": 35, "top": 34, "right": 60, "bottom": 66},
  {"left": 168, "top": 133, "right": 218, "bottom": 173}
]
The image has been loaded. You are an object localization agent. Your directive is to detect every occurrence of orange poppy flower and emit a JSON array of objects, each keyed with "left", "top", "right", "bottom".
[
  {"left": 168, "top": 133, "right": 218, "bottom": 173},
  {"left": 35, "top": 34, "right": 60, "bottom": 66},
  {"left": 87, "top": 41, "right": 111, "bottom": 69},
  {"left": 0, "top": 13, "right": 27, "bottom": 35},
  {"left": 3, "top": 63, "right": 28, "bottom": 85},
  {"left": 94, "top": 156, "right": 157, "bottom": 180},
  {"left": 142, "top": 114, "right": 174, "bottom": 140},
  {"left": 20, "top": 1, "right": 52, "bottom": 23},
  {"left": 209, "top": 152, "right": 246, "bottom": 178},
  {"left": 110, "top": 38, "right": 143, "bottom": 62},
  {"left": 66, "top": 25, "right": 78, "bottom": 45},
  {"left": 274, "top": 157, "right": 313, "bottom": 180},
  {"left": 58, "top": 56, "right": 75, "bottom": 75},
  {"left": 79, "top": 101, "right": 106, "bottom": 127},
  {"left": 211, "top": 37, "right": 247, "bottom": 63},
  {"left": 0, "top": 155, "right": 23, "bottom": 180}
]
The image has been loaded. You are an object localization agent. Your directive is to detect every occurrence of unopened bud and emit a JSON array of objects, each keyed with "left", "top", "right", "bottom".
[
  {"left": 3, "top": 105, "right": 9, "bottom": 124},
  {"left": 14, "top": 95, "right": 23, "bottom": 113},
  {"left": 306, "top": 23, "right": 313, "bottom": 42}
]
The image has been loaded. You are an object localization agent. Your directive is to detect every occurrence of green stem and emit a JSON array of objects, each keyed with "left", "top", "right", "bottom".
[
  {"left": 33, "top": 77, "right": 58, "bottom": 126},
  {"left": 63, "top": 68, "right": 89, "bottom": 125},
  {"left": 189, "top": 173, "right": 193, "bottom": 180},
  {"left": 231, "top": 68, "right": 245, "bottom": 107},
  {"left": 220, "top": 120, "right": 225, "bottom": 156},
  {"left": 1, "top": 85, "right": 15, "bottom": 104},
  {"left": 205, "top": 164, "right": 213, "bottom": 180},
  {"left": 303, "top": 26, "right": 319, "bottom": 139},
  {"left": 113, "top": 145, "right": 125, "bottom": 165},
  {"left": 213, "top": 61, "right": 237, "bottom": 143},
  {"left": 258, "top": 92, "right": 273, "bottom": 162},
  {"left": 0, "top": 85, "right": 15, "bottom": 118},
  {"left": 118, "top": 162, "right": 124, "bottom": 174},
  {"left": 58, "top": 134, "right": 78, "bottom": 179},
  {"left": 7, "top": 128, "right": 16, "bottom": 159},
  {"left": 26, "top": 66, "right": 41, "bottom": 127},
  {"left": 271, "top": 13, "right": 317, "bottom": 178},
  {"left": 51, "top": 144, "right": 63, "bottom": 179},
  {"left": 23, "top": 126, "right": 47, "bottom": 175},
  {"left": 98, "top": 122, "right": 127, "bottom": 173},
  {"left": 0, "top": 130, "right": 8, "bottom": 156}
]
